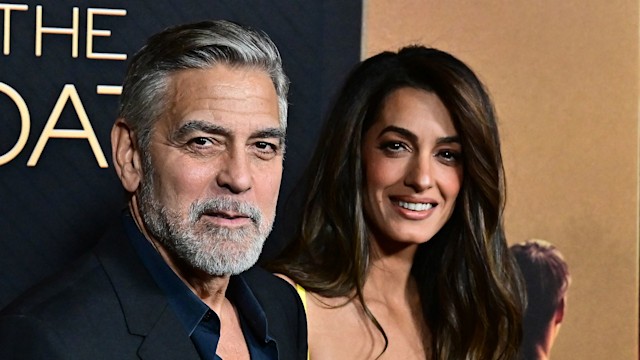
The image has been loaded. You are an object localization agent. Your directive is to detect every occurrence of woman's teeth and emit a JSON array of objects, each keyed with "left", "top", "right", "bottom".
[{"left": 398, "top": 201, "right": 433, "bottom": 211}]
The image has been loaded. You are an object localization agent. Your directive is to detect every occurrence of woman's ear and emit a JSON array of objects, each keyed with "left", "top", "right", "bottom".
[{"left": 111, "top": 118, "right": 143, "bottom": 193}]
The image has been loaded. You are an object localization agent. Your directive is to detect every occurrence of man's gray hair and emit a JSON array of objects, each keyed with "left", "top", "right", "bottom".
[{"left": 118, "top": 20, "right": 289, "bottom": 153}]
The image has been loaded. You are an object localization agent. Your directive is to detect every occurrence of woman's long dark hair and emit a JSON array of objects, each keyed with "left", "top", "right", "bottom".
[{"left": 270, "top": 46, "right": 524, "bottom": 359}]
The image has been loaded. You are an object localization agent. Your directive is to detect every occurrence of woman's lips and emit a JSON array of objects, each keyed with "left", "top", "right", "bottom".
[{"left": 392, "top": 198, "right": 438, "bottom": 220}]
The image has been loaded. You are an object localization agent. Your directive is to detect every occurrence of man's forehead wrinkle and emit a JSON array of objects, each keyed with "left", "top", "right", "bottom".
[
  {"left": 172, "top": 86, "right": 275, "bottom": 113},
  {"left": 159, "top": 67, "right": 281, "bottom": 145},
  {"left": 184, "top": 84, "right": 253, "bottom": 98},
  {"left": 170, "top": 67, "right": 273, "bottom": 98}
]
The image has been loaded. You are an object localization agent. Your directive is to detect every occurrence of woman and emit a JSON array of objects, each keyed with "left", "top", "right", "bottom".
[{"left": 271, "top": 46, "right": 524, "bottom": 359}]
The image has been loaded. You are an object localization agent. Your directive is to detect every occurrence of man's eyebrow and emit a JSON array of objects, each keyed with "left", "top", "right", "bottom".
[
  {"left": 171, "top": 120, "right": 285, "bottom": 144},
  {"left": 251, "top": 127, "right": 286, "bottom": 145},
  {"left": 172, "top": 120, "right": 230, "bottom": 140}
]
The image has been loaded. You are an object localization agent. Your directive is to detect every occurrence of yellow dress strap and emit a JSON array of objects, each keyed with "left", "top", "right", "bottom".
[
  {"left": 294, "top": 283, "right": 310, "bottom": 360},
  {"left": 295, "top": 283, "right": 307, "bottom": 311}
]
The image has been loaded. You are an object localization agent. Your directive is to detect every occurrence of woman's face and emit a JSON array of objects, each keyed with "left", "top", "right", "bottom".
[{"left": 362, "top": 87, "right": 463, "bottom": 247}]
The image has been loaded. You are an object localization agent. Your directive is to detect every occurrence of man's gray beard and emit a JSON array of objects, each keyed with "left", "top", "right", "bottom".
[{"left": 137, "top": 167, "right": 273, "bottom": 276}]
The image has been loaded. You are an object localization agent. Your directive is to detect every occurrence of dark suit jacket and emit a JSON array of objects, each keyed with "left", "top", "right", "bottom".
[{"left": 0, "top": 221, "right": 307, "bottom": 359}]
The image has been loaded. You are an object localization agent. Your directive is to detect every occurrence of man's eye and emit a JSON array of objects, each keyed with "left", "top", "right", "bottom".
[
  {"left": 256, "top": 141, "right": 276, "bottom": 151},
  {"left": 190, "top": 137, "right": 212, "bottom": 146},
  {"left": 185, "top": 137, "right": 222, "bottom": 156},
  {"left": 253, "top": 141, "right": 280, "bottom": 160}
]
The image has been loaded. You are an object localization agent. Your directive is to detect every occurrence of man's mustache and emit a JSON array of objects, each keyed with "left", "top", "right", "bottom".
[{"left": 189, "top": 197, "right": 262, "bottom": 226}]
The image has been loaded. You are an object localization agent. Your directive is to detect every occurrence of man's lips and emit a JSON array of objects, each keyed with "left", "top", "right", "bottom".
[
  {"left": 190, "top": 197, "right": 262, "bottom": 229},
  {"left": 204, "top": 210, "right": 249, "bottom": 219},
  {"left": 201, "top": 211, "right": 253, "bottom": 226}
]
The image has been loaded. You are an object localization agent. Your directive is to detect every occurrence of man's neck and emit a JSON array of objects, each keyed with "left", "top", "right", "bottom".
[
  {"left": 151, "top": 238, "right": 230, "bottom": 313},
  {"left": 534, "top": 344, "right": 550, "bottom": 360},
  {"left": 128, "top": 200, "right": 230, "bottom": 314}
]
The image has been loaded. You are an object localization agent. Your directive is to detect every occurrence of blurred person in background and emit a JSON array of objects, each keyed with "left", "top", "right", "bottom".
[{"left": 511, "top": 239, "right": 571, "bottom": 360}]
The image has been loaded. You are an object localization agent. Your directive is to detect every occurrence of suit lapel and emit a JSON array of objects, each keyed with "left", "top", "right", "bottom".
[
  {"left": 137, "top": 306, "right": 201, "bottom": 360},
  {"left": 94, "top": 221, "right": 201, "bottom": 360}
]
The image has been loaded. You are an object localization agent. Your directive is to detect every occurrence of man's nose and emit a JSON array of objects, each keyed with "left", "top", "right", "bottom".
[{"left": 215, "top": 148, "right": 252, "bottom": 194}]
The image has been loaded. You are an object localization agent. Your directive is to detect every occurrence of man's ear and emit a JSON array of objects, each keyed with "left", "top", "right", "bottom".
[
  {"left": 554, "top": 296, "right": 566, "bottom": 325},
  {"left": 111, "top": 118, "right": 143, "bottom": 193}
]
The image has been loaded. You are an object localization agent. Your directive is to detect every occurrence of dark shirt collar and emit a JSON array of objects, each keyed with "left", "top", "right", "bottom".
[
  {"left": 122, "top": 211, "right": 277, "bottom": 359},
  {"left": 227, "top": 274, "right": 272, "bottom": 342}
]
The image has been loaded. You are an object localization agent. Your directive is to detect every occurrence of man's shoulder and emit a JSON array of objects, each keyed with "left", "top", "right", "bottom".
[
  {"left": 239, "top": 266, "right": 308, "bottom": 360},
  {"left": 0, "top": 221, "right": 173, "bottom": 359},
  {"left": 240, "top": 266, "right": 298, "bottom": 299},
  {"left": 0, "top": 250, "right": 127, "bottom": 358},
  {"left": 238, "top": 265, "right": 304, "bottom": 321},
  {"left": 0, "top": 221, "right": 133, "bottom": 319},
  {"left": 242, "top": 265, "right": 288, "bottom": 284},
  {"left": 0, "top": 251, "right": 106, "bottom": 319}
]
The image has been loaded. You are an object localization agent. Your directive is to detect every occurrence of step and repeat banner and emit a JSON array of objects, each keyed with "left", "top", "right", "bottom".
[{"left": 0, "top": 0, "right": 362, "bottom": 308}]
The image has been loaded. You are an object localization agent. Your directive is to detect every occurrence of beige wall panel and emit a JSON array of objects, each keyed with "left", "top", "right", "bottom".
[{"left": 364, "top": 1, "right": 639, "bottom": 359}]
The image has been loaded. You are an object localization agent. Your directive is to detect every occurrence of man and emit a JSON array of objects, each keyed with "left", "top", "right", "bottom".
[
  {"left": 511, "top": 239, "right": 571, "bottom": 360},
  {"left": 0, "top": 20, "right": 306, "bottom": 359}
]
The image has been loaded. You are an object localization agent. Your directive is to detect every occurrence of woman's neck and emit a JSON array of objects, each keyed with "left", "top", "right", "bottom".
[{"left": 364, "top": 237, "right": 420, "bottom": 305}]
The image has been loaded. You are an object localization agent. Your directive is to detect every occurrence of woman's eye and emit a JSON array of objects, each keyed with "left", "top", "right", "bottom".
[
  {"left": 437, "top": 149, "right": 462, "bottom": 162},
  {"left": 380, "top": 141, "right": 408, "bottom": 152}
]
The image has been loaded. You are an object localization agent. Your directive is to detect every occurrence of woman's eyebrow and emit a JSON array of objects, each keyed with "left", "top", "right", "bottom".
[
  {"left": 378, "top": 126, "right": 460, "bottom": 145},
  {"left": 378, "top": 125, "right": 418, "bottom": 143},
  {"left": 436, "top": 135, "right": 461, "bottom": 145}
]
